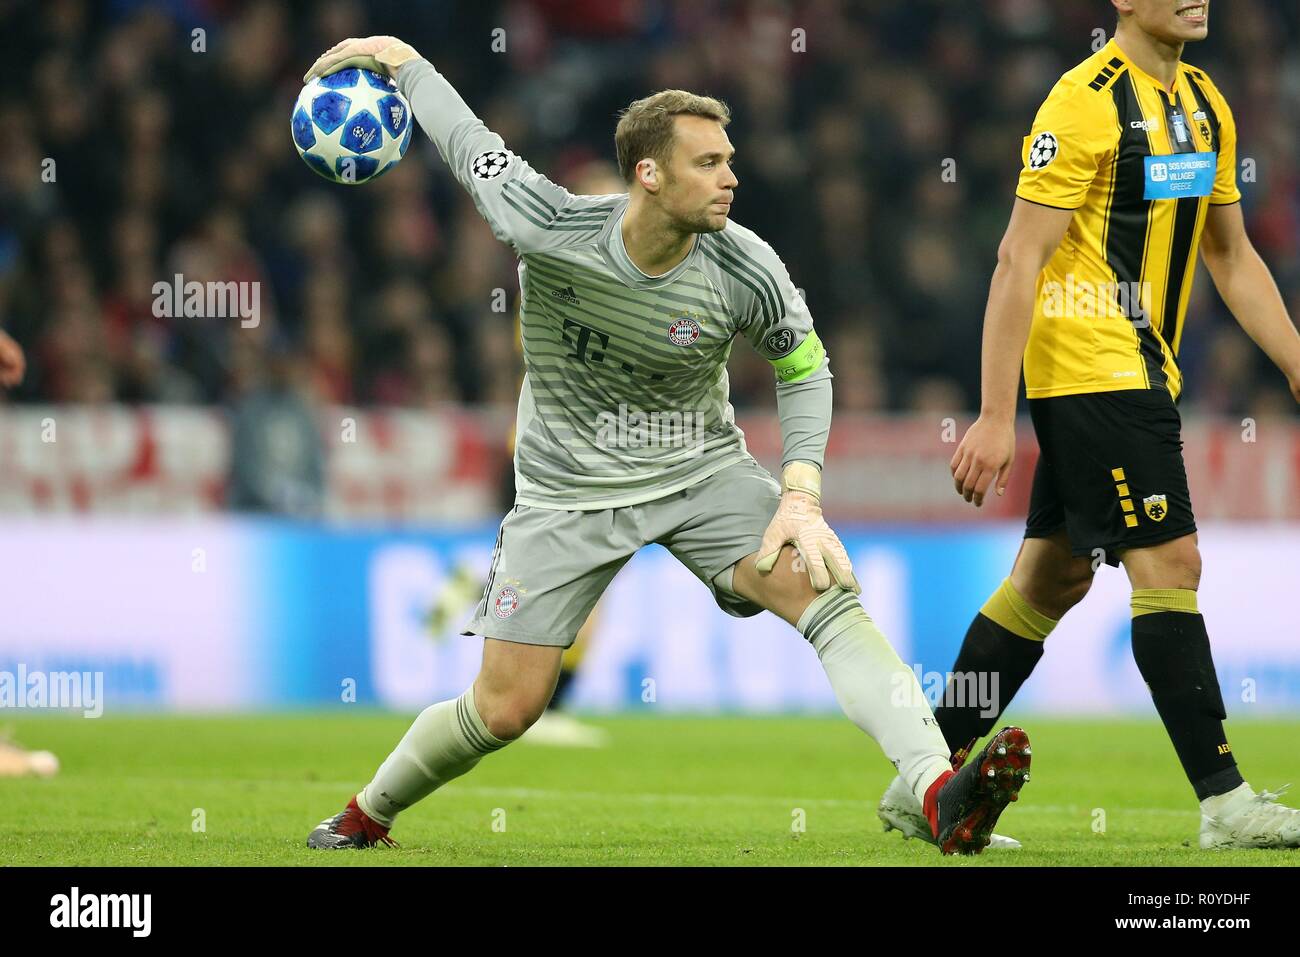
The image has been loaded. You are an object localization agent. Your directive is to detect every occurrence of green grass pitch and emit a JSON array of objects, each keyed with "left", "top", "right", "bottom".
[{"left": 2, "top": 714, "right": 1298, "bottom": 866}]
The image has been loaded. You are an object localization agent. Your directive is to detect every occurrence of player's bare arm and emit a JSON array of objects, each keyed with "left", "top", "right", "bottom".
[
  {"left": 1199, "top": 201, "right": 1300, "bottom": 403},
  {"left": 0, "top": 330, "right": 24, "bottom": 388},
  {"left": 952, "top": 199, "right": 1072, "bottom": 507}
]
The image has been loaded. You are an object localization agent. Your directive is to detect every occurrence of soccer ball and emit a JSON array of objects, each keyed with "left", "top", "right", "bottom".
[{"left": 291, "top": 68, "right": 412, "bottom": 185}]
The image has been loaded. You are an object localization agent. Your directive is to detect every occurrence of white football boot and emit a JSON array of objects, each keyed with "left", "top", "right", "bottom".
[
  {"left": 877, "top": 773, "right": 1022, "bottom": 849},
  {"left": 1199, "top": 782, "right": 1300, "bottom": 849}
]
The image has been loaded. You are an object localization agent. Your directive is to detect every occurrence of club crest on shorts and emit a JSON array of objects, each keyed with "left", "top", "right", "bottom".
[
  {"left": 493, "top": 585, "right": 521, "bottom": 618},
  {"left": 1143, "top": 494, "right": 1168, "bottom": 522},
  {"left": 667, "top": 316, "right": 701, "bottom": 346}
]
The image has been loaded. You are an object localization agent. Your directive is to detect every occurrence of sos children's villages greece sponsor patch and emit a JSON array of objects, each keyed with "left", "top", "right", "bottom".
[{"left": 1144, "top": 153, "right": 1216, "bottom": 200}]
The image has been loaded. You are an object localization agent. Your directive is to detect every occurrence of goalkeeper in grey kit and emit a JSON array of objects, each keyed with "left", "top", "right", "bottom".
[{"left": 302, "top": 36, "right": 1032, "bottom": 856}]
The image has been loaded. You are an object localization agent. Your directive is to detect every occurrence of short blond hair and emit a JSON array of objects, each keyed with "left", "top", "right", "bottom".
[{"left": 614, "top": 90, "right": 732, "bottom": 184}]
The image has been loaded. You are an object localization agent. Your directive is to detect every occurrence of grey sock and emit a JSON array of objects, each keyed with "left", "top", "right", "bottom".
[{"left": 357, "top": 686, "right": 506, "bottom": 826}]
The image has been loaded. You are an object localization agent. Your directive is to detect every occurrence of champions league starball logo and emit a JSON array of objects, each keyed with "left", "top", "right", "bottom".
[
  {"left": 1028, "top": 131, "right": 1059, "bottom": 170},
  {"left": 472, "top": 149, "right": 511, "bottom": 180}
]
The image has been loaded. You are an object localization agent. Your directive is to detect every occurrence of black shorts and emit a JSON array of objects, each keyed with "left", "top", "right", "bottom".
[{"left": 1024, "top": 389, "right": 1196, "bottom": 566}]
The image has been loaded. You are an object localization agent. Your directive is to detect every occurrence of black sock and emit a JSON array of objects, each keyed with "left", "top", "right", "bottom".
[
  {"left": 935, "top": 612, "right": 1045, "bottom": 759},
  {"left": 1131, "top": 609, "right": 1243, "bottom": 800}
]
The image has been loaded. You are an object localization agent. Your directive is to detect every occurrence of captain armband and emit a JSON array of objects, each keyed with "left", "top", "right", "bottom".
[{"left": 769, "top": 329, "right": 825, "bottom": 383}]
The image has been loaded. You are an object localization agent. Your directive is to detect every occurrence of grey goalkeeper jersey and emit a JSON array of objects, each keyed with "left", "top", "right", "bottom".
[{"left": 397, "top": 59, "right": 833, "bottom": 510}]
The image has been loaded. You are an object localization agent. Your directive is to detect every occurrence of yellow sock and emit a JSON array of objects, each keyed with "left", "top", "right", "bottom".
[
  {"left": 1131, "top": 588, "right": 1199, "bottom": 617},
  {"left": 980, "top": 578, "right": 1059, "bottom": 642}
]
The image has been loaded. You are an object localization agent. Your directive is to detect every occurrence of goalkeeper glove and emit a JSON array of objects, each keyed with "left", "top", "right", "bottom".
[
  {"left": 755, "top": 462, "right": 861, "bottom": 594},
  {"left": 303, "top": 35, "right": 423, "bottom": 83}
]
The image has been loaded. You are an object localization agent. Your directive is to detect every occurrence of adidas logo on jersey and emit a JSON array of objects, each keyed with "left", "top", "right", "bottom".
[{"left": 551, "top": 285, "right": 580, "bottom": 305}]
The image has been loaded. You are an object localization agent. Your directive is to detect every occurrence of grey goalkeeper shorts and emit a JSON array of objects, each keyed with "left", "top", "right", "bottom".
[{"left": 461, "top": 456, "right": 782, "bottom": 648}]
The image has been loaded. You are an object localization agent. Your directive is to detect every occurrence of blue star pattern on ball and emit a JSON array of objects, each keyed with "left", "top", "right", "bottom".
[{"left": 291, "top": 68, "right": 412, "bottom": 185}]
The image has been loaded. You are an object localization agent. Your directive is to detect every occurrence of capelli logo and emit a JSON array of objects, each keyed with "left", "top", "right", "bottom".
[{"left": 50, "top": 887, "right": 151, "bottom": 937}]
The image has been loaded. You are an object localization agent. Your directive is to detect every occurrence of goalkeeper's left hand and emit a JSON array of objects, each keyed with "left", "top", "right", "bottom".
[
  {"left": 303, "top": 35, "right": 423, "bottom": 83},
  {"left": 755, "top": 462, "right": 861, "bottom": 594}
]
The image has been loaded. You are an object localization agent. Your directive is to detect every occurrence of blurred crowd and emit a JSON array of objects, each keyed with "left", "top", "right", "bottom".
[{"left": 3, "top": 0, "right": 1298, "bottom": 419}]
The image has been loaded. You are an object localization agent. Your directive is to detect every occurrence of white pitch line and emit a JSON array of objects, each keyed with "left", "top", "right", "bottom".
[
  {"left": 106, "top": 776, "right": 1196, "bottom": 816},
  {"left": 441, "top": 785, "right": 1196, "bottom": 817}
]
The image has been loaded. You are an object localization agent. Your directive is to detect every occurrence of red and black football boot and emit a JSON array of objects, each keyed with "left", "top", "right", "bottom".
[
  {"left": 923, "top": 726, "right": 1031, "bottom": 855},
  {"left": 307, "top": 795, "right": 398, "bottom": 849}
]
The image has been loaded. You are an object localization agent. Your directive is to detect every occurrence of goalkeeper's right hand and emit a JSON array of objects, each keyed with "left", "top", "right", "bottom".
[{"left": 303, "top": 36, "right": 423, "bottom": 83}]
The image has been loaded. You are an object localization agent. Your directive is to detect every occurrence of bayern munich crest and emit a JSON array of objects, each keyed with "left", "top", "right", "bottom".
[
  {"left": 493, "top": 585, "right": 520, "bottom": 619},
  {"left": 667, "top": 316, "right": 701, "bottom": 346}
]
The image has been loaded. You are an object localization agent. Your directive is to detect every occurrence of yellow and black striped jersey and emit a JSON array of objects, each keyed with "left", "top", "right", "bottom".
[{"left": 1016, "top": 38, "right": 1240, "bottom": 401}]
